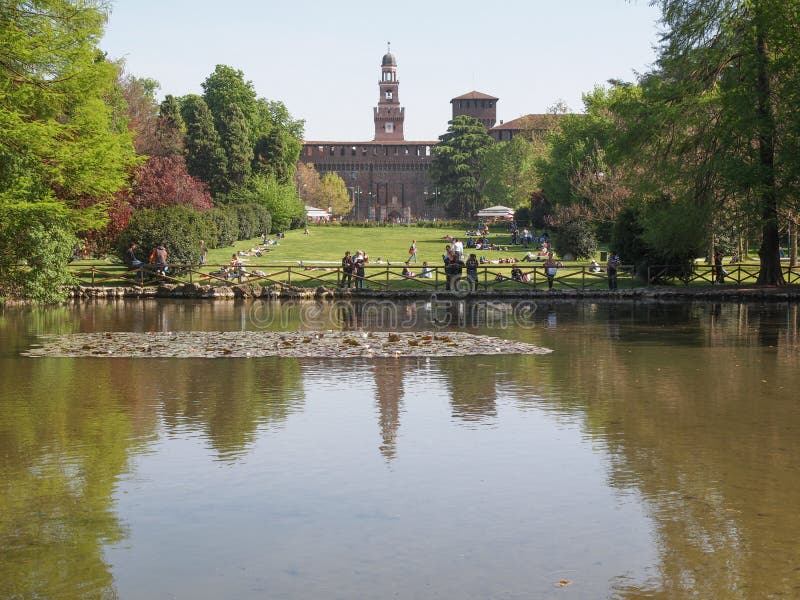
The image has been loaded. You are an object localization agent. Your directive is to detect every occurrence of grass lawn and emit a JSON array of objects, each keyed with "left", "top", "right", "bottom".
[
  {"left": 204, "top": 223, "right": 528, "bottom": 266},
  {"left": 67, "top": 223, "right": 773, "bottom": 289}
]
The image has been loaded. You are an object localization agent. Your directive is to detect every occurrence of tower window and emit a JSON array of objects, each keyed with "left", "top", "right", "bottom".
[
  {"left": 385, "top": 122, "right": 393, "bottom": 133},
  {"left": 385, "top": 90, "right": 393, "bottom": 101}
]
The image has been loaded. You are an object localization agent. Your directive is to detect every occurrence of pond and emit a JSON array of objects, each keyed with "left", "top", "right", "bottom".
[{"left": 1, "top": 299, "right": 798, "bottom": 599}]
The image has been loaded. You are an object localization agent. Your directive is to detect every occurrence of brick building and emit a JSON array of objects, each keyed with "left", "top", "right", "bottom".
[
  {"left": 299, "top": 48, "right": 561, "bottom": 220},
  {"left": 300, "top": 48, "right": 440, "bottom": 221}
]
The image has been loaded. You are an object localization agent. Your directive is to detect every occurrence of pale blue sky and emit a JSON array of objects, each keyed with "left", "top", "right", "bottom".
[{"left": 101, "top": 0, "right": 662, "bottom": 141}]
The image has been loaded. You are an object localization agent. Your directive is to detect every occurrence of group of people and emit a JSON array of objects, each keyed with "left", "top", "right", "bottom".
[
  {"left": 125, "top": 242, "right": 168, "bottom": 276},
  {"left": 340, "top": 250, "right": 370, "bottom": 288}
]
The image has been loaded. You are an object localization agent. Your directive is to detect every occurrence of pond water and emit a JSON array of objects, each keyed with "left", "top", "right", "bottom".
[{"left": 1, "top": 299, "right": 798, "bottom": 599}]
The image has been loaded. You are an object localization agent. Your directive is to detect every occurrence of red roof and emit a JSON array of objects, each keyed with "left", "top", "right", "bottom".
[
  {"left": 490, "top": 114, "right": 566, "bottom": 131},
  {"left": 450, "top": 91, "right": 499, "bottom": 101}
]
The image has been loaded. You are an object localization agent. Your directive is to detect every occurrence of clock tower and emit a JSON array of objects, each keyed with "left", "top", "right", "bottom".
[{"left": 373, "top": 44, "right": 405, "bottom": 141}]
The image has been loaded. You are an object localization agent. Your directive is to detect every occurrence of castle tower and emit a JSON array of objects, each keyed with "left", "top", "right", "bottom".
[
  {"left": 373, "top": 44, "right": 405, "bottom": 141},
  {"left": 451, "top": 91, "right": 498, "bottom": 129}
]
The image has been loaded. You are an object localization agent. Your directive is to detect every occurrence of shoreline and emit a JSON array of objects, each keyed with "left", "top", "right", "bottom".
[{"left": 55, "top": 283, "right": 800, "bottom": 303}]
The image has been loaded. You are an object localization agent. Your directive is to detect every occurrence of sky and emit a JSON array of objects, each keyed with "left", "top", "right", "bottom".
[{"left": 101, "top": 0, "right": 663, "bottom": 142}]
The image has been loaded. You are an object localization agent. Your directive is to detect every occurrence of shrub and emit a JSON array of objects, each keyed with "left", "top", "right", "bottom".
[
  {"left": 232, "top": 203, "right": 259, "bottom": 240},
  {"left": 552, "top": 218, "right": 597, "bottom": 259},
  {"left": 207, "top": 206, "right": 238, "bottom": 247},
  {"left": 0, "top": 202, "right": 76, "bottom": 302},
  {"left": 118, "top": 206, "right": 214, "bottom": 267}
]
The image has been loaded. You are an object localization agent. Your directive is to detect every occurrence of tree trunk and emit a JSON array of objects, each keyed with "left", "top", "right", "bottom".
[
  {"left": 753, "top": 17, "right": 785, "bottom": 285},
  {"left": 790, "top": 220, "right": 798, "bottom": 269}
]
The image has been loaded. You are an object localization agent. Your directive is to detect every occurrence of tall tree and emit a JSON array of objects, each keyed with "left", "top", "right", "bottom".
[
  {"left": 217, "top": 103, "right": 252, "bottom": 191},
  {"left": 201, "top": 65, "right": 258, "bottom": 132},
  {"left": 430, "top": 115, "right": 494, "bottom": 217},
  {"left": 154, "top": 95, "right": 185, "bottom": 157},
  {"left": 181, "top": 95, "right": 227, "bottom": 195},
  {"left": 0, "top": 0, "right": 138, "bottom": 205},
  {"left": 636, "top": 0, "right": 800, "bottom": 285}
]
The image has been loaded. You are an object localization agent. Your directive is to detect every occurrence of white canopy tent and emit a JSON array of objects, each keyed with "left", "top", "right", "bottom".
[
  {"left": 305, "top": 205, "right": 331, "bottom": 222},
  {"left": 476, "top": 205, "right": 515, "bottom": 221}
]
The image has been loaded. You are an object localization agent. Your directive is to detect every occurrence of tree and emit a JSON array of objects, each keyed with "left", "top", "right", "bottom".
[
  {"left": 294, "top": 162, "right": 322, "bottom": 205},
  {"left": 0, "top": 0, "right": 139, "bottom": 206},
  {"left": 130, "top": 156, "right": 213, "bottom": 211},
  {"left": 430, "top": 115, "right": 494, "bottom": 217},
  {"left": 481, "top": 135, "right": 543, "bottom": 208},
  {"left": 182, "top": 95, "right": 227, "bottom": 195},
  {"left": 118, "top": 72, "right": 160, "bottom": 155},
  {"left": 154, "top": 95, "right": 185, "bottom": 157},
  {"left": 629, "top": 0, "right": 800, "bottom": 285},
  {"left": 317, "top": 173, "right": 351, "bottom": 217},
  {"left": 217, "top": 103, "right": 252, "bottom": 191},
  {"left": 201, "top": 65, "right": 258, "bottom": 131}
]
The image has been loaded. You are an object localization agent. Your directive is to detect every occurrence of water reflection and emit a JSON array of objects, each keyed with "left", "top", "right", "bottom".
[{"left": 1, "top": 300, "right": 799, "bottom": 598}]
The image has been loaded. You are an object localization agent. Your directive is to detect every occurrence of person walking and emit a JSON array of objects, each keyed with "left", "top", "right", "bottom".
[
  {"left": 607, "top": 251, "right": 621, "bottom": 290},
  {"left": 409, "top": 240, "right": 418, "bottom": 263}
]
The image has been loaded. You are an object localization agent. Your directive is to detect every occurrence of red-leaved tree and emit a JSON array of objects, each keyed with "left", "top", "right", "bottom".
[{"left": 131, "top": 156, "right": 213, "bottom": 210}]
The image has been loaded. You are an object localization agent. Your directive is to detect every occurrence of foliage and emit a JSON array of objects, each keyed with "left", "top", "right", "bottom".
[
  {"left": 207, "top": 206, "right": 239, "bottom": 247},
  {"left": 154, "top": 95, "right": 185, "bottom": 157},
  {"left": 201, "top": 65, "right": 258, "bottom": 131},
  {"left": 481, "top": 135, "right": 544, "bottom": 208},
  {"left": 430, "top": 115, "right": 495, "bottom": 217},
  {"left": 551, "top": 217, "right": 597, "bottom": 260},
  {"left": 226, "top": 174, "right": 303, "bottom": 233},
  {"left": 317, "top": 172, "right": 351, "bottom": 217},
  {"left": 182, "top": 95, "right": 227, "bottom": 195},
  {"left": 118, "top": 72, "right": 160, "bottom": 155},
  {"left": 232, "top": 204, "right": 260, "bottom": 240},
  {"left": 0, "top": 0, "right": 139, "bottom": 207},
  {"left": 216, "top": 103, "right": 252, "bottom": 192},
  {"left": 130, "top": 156, "right": 213, "bottom": 210},
  {"left": 622, "top": 0, "right": 800, "bottom": 284},
  {"left": 0, "top": 202, "right": 76, "bottom": 302},
  {"left": 118, "top": 206, "right": 214, "bottom": 267}
]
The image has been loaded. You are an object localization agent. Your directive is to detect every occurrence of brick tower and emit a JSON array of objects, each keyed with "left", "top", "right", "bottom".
[{"left": 373, "top": 44, "right": 405, "bottom": 141}]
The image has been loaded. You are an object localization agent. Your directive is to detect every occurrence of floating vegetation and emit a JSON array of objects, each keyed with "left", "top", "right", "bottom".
[{"left": 23, "top": 331, "right": 552, "bottom": 359}]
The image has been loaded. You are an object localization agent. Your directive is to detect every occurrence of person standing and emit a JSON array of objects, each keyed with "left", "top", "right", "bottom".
[
  {"left": 607, "top": 251, "right": 621, "bottom": 290},
  {"left": 544, "top": 252, "right": 561, "bottom": 290},
  {"left": 341, "top": 251, "right": 354, "bottom": 288},
  {"left": 465, "top": 253, "right": 479, "bottom": 290},
  {"left": 199, "top": 240, "right": 208, "bottom": 266},
  {"left": 409, "top": 240, "right": 418, "bottom": 263}
]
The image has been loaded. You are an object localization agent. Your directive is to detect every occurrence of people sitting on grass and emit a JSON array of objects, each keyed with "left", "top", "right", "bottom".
[
  {"left": 402, "top": 262, "right": 416, "bottom": 278},
  {"left": 420, "top": 261, "right": 432, "bottom": 278}
]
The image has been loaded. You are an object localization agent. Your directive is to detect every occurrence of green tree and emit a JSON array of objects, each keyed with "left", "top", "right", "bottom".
[
  {"left": 181, "top": 95, "right": 227, "bottom": 195},
  {"left": 201, "top": 64, "right": 258, "bottom": 130},
  {"left": 481, "top": 135, "right": 542, "bottom": 208},
  {"left": 430, "top": 115, "right": 495, "bottom": 217},
  {"left": 0, "top": 0, "right": 138, "bottom": 206},
  {"left": 317, "top": 172, "right": 351, "bottom": 218},
  {"left": 155, "top": 94, "right": 185, "bottom": 157},
  {"left": 629, "top": 0, "right": 800, "bottom": 285},
  {"left": 217, "top": 103, "right": 253, "bottom": 191}
]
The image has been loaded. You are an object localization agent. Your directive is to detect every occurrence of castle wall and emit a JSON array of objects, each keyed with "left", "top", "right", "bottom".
[{"left": 300, "top": 141, "right": 443, "bottom": 221}]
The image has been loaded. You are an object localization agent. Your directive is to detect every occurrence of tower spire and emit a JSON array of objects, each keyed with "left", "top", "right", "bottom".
[{"left": 374, "top": 46, "right": 403, "bottom": 141}]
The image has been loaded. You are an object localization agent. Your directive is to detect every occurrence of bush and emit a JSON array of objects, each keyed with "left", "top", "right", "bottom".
[
  {"left": 552, "top": 218, "right": 598, "bottom": 259},
  {"left": 118, "top": 206, "right": 214, "bottom": 267},
  {"left": 232, "top": 203, "right": 259, "bottom": 240},
  {"left": 207, "top": 206, "right": 238, "bottom": 247},
  {"left": 0, "top": 202, "right": 76, "bottom": 302}
]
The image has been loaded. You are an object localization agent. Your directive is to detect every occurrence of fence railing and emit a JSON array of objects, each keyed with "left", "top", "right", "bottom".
[
  {"left": 647, "top": 263, "right": 800, "bottom": 286},
  {"left": 66, "top": 261, "right": 800, "bottom": 291},
  {"left": 66, "top": 262, "right": 636, "bottom": 292}
]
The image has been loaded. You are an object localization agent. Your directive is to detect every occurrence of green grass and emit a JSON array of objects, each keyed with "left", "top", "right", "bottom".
[{"left": 68, "top": 224, "right": 781, "bottom": 289}]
